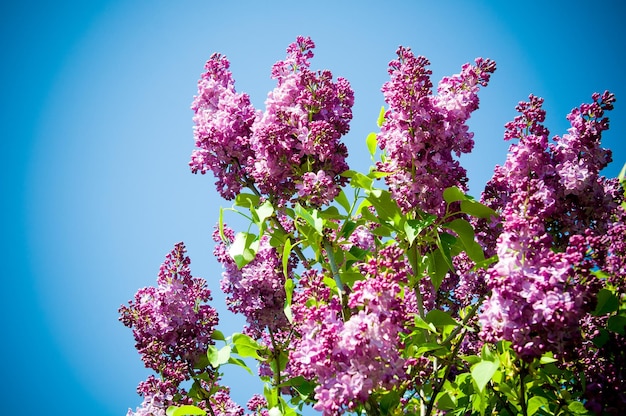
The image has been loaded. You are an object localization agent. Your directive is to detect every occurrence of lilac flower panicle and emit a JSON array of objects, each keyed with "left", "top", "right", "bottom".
[
  {"left": 478, "top": 93, "right": 620, "bottom": 360},
  {"left": 213, "top": 226, "right": 290, "bottom": 338},
  {"left": 249, "top": 36, "right": 354, "bottom": 206},
  {"left": 288, "top": 244, "right": 421, "bottom": 415},
  {"left": 377, "top": 47, "right": 495, "bottom": 215},
  {"left": 190, "top": 53, "right": 258, "bottom": 200},
  {"left": 119, "top": 243, "right": 219, "bottom": 411}
]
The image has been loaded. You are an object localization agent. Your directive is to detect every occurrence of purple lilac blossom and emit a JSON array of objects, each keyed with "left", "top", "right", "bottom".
[
  {"left": 376, "top": 46, "right": 495, "bottom": 216},
  {"left": 126, "top": 376, "right": 179, "bottom": 416},
  {"left": 249, "top": 36, "right": 354, "bottom": 206},
  {"left": 211, "top": 389, "right": 245, "bottom": 416},
  {"left": 190, "top": 53, "right": 258, "bottom": 200},
  {"left": 477, "top": 95, "right": 617, "bottom": 360},
  {"left": 213, "top": 226, "right": 290, "bottom": 339},
  {"left": 119, "top": 242, "right": 218, "bottom": 380},
  {"left": 288, "top": 244, "right": 420, "bottom": 415},
  {"left": 191, "top": 37, "right": 354, "bottom": 207},
  {"left": 120, "top": 243, "right": 219, "bottom": 413},
  {"left": 246, "top": 394, "right": 269, "bottom": 416}
]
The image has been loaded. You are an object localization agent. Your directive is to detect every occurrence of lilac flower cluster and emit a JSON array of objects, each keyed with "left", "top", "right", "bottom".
[
  {"left": 213, "top": 226, "right": 290, "bottom": 338},
  {"left": 126, "top": 376, "right": 179, "bottom": 416},
  {"left": 191, "top": 36, "right": 354, "bottom": 207},
  {"left": 250, "top": 36, "right": 354, "bottom": 206},
  {"left": 190, "top": 54, "right": 258, "bottom": 200},
  {"left": 478, "top": 94, "right": 620, "bottom": 360},
  {"left": 549, "top": 91, "right": 620, "bottom": 242},
  {"left": 289, "top": 244, "right": 419, "bottom": 414},
  {"left": 377, "top": 46, "right": 495, "bottom": 215},
  {"left": 120, "top": 242, "right": 218, "bottom": 380},
  {"left": 119, "top": 243, "right": 220, "bottom": 414}
]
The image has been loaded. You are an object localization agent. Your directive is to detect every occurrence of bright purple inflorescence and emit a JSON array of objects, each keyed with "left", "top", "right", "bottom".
[
  {"left": 191, "top": 54, "right": 258, "bottom": 200},
  {"left": 191, "top": 36, "right": 354, "bottom": 207},
  {"left": 213, "top": 226, "right": 291, "bottom": 338},
  {"left": 377, "top": 46, "right": 495, "bottom": 216},
  {"left": 479, "top": 93, "right": 619, "bottom": 360},
  {"left": 120, "top": 243, "right": 219, "bottom": 414},
  {"left": 250, "top": 36, "right": 354, "bottom": 206},
  {"left": 289, "top": 244, "right": 421, "bottom": 415}
]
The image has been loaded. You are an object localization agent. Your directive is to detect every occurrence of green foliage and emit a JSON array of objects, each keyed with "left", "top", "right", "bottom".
[{"left": 166, "top": 405, "right": 206, "bottom": 416}]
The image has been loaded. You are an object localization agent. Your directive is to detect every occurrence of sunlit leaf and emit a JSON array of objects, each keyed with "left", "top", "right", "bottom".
[
  {"left": 366, "top": 132, "right": 378, "bottom": 157},
  {"left": 207, "top": 345, "right": 231, "bottom": 368},
  {"left": 377, "top": 105, "right": 386, "bottom": 127},
  {"left": 443, "top": 186, "right": 466, "bottom": 203},
  {"left": 235, "top": 193, "right": 260, "bottom": 208},
  {"left": 232, "top": 333, "right": 262, "bottom": 359},
  {"left": 166, "top": 405, "right": 206, "bottom": 416},
  {"left": 527, "top": 396, "right": 549, "bottom": 415},
  {"left": 471, "top": 359, "right": 499, "bottom": 392},
  {"left": 443, "top": 218, "right": 484, "bottom": 263},
  {"left": 425, "top": 309, "right": 459, "bottom": 328}
]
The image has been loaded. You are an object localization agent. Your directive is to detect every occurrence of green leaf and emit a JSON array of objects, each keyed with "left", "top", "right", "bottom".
[
  {"left": 593, "top": 288, "right": 619, "bottom": 316},
  {"left": 368, "top": 188, "right": 402, "bottom": 225},
  {"left": 339, "top": 269, "right": 363, "bottom": 286},
  {"left": 320, "top": 205, "right": 340, "bottom": 219},
  {"left": 443, "top": 218, "right": 484, "bottom": 263},
  {"left": 235, "top": 193, "right": 260, "bottom": 209},
  {"left": 268, "top": 407, "right": 282, "bottom": 416},
  {"left": 335, "top": 189, "right": 352, "bottom": 214},
  {"left": 278, "top": 376, "right": 316, "bottom": 400},
  {"left": 229, "top": 232, "right": 258, "bottom": 269},
  {"left": 443, "top": 186, "right": 466, "bottom": 203},
  {"left": 294, "top": 204, "right": 323, "bottom": 235},
  {"left": 227, "top": 357, "right": 254, "bottom": 375},
  {"left": 284, "top": 278, "right": 294, "bottom": 324},
  {"left": 443, "top": 186, "right": 497, "bottom": 219},
  {"left": 425, "top": 309, "right": 459, "bottom": 328},
  {"left": 567, "top": 401, "right": 590, "bottom": 414},
  {"left": 166, "top": 405, "right": 206, "bottom": 416},
  {"left": 254, "top": 200, "right": 274, "bottom": 226},
  {"left": 232, "top": 333, "right": 262, "bottom": 359},
  {"left": 416, "top": 342, "right": 447, "bottom": 356},
  {"left": 427, "top": 248, "right": 450, "bottom": 291},
  {"left": 377, "top": 105, "right": 386, "bottom": 127},
  {"left": 539, "top": 353, "right": 557, "bottom": 365},
  {"left": 471, "top": 359, "right": 499, "bottom": 392},
  {"left": 404, "top": 216, "right": 436, "bottom": 245},
  {"left": 211, "top": 330, "right": 225, "bottom": 341},
  {"left": 344, "top": 170, "right": 373, "bottom": 191},
  {"left": 460, "top": 199, "right": 497, "bottom": 219},
  {"left": 436, "top": 391, "right": 457, "bottom": 410},
  {"left": 527, "top": 396, "right": 549, "bottom": 415},
  {"left": 608, "top": 315, "right": 626, "bottom": 335},
  {"left": 378, "top": 390, "right": 401, "bottom": 414},
  {"left": 207, "top": 345, "right": 231, "bottom": 368},
  {"left": 282, "top": 238, "right": 293, "bottom": 278},
  {"left": 366, "top": 132, "right": 378, "bottom": 157}
]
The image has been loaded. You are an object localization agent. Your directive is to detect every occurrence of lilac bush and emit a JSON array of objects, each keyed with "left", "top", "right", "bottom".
[{"left": 121, "top": 37, "right": 626, "bottom": 416}]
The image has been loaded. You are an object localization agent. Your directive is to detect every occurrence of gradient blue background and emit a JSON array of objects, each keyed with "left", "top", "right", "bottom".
[{"left": 1, "top": 1, "right": 624, "bottom": 414}]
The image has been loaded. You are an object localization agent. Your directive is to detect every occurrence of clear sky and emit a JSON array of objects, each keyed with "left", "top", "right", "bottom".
[{"left": 1, "top": 1, "right": 625, "bottom": 414}]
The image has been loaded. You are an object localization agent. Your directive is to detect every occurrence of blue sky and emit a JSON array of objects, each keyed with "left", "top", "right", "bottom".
[{"left": 1, "top": 1, "right": 625, "bottom": 414}]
